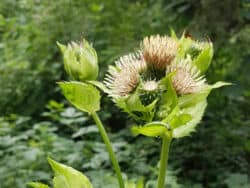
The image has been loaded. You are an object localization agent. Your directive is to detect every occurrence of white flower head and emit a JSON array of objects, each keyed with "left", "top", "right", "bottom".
[
  {"left": 104, "top": 52, "right": 147, "bottom": 97},
  {"left": 166, "top": 55, "right": 206, "bottom": 94}
]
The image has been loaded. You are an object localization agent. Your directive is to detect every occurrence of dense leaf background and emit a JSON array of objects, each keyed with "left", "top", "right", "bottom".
[{"left": 0, "top": 0, "right": 249, "bottom": 187}]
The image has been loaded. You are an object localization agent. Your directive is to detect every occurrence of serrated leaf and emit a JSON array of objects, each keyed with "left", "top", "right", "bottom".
[
  {"left": 28, "top": 182, "right": 50, "bottom": 188},
  {"left": 48, "top": 157, "right": 93, "bottom": 188},
  {"left": 58, "top": 81, "right": 100, "bottom": 113},
  {"left": 173, "top": 100, "right": 207, "bottom": 138},
  {"left": 178, "top": 90, "right": 210, "bottom": 108},
  {"left": 131, "top": 122, "right": 169, "bottom": 137},
  {"left": 179, "top": 81, "right": 231, "bottom": 108},
  {"left": 173, "top": 81, "right": 230, "bottom": 138}
]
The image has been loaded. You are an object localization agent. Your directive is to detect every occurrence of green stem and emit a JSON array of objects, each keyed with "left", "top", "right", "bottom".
[
  {"left": 91, "top": 112, "right": 125, "bottom": 188},
  {"left": 157, "top": 133, "right": 172, "bottom": 188}
]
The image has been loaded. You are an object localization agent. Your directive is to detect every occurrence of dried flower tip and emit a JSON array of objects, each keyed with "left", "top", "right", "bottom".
[
  {"left": 142, "top": 35, "right": 178, "bottom": 70},
  {"left": 166, "top": 56, "right": 206, "bottom": 94},
  {"left": 104, "top": 53, "right": 147, "bottom": 97}
]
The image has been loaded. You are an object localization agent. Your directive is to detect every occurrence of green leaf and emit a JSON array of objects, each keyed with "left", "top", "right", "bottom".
[
  {"left": 28, "top": 182, "right": 50, "bottom": 188},
  {"left": 208, "top": 81, "right": 232, "bottom": 89},
  {"left": 161, "top": 73, "right": 178, "bottom": 109},
  {"left": 178, "top": 81, "right": 231, "bottom": 108},
  {"left": 178, "top": 36, "right": 193, "bottom": 57},
  {"left": 178, "top": 90, "right": 210, "bottom": 108},
  {"left": 131, "top": 121, "right": 169, "bottom": 137},
  {"left": 173, "top": 99, "right": 207, "bottom": 138},
  {"left": 162, "top": 106, "right": 192, "bottom": 129},
  {"left": 126, "top": 92, "right": 148, "bottom": 112},
  {"left": 87, "top": 80, "right": 110, "bottom": 94},
  {"left": 173, "top": 81, "right": 230, "bottom": 138},
  {"left": 48, "top": 157, "right": 93, "bottom": 188},
  {"left": 169, "top": 114, "right": 192, "bottom": 129},
  {"left": 58, "top": 81, "right": 100, "bottom": 113},
  {"left": 115, "top": 91, "right": 157, "bottom": 122},
  {"left": 193, "top": 43, "right": 213, "bottom": 74},
  {"left": 158, "top": 73, "right": 178, "bottom": 119}
]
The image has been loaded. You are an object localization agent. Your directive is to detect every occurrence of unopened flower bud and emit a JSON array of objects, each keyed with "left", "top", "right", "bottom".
[{"left": 57, "top": 39, "right": 98, "bottom": 81}]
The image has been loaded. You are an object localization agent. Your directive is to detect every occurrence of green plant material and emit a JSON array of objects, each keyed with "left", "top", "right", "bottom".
[
  {"left": 224, "top": 173, "right": 250, "bottom": 188},
  {"left": 193, "top": 43, "right": 213, "bottom": 74},
  {"left": 131, "top": 122, "right": 169, "bottom": 137},
  {"left": 160, "top": 73, "right": 178, "bottom": 109},
  {"left": 48, "top": 157, "right": 93, "bottom": 188},
  {"left": 125, "top": 178, "right": 144, "bottom": 188},
  {"left": 57, "top": 39, "right": 98, "bottom": 81},
  {"left": 58, "top": 81, "right": 100, "bottom": 113},
  {"left": 87, "top": 80, "right": 110, "bottom": 94},
  {"left": 173, "top": 99, "right": 207, "bottom": 138},
  {"left": 178, "top": 82, "right": 231, "bottom": 109},
  {"left": 157, "top": 73, "right": 178, "bottom": 119},
  {"left": 115, "top": 92, "right": 157, "bottom": 122},
  {"left": 28, "top": 158, "right": 93, "bottom": 188},
  {"left": 28, "top": 182, "right": 50, "bottom": 188},
  {"left": 91, "top": 112, "right": 125, "bottom": 188},
  {"left": 157, "top": 133, "right": 172, "bottom": 188},
  {"left": 177, "top": 35, "right": 213, "bottom": 74}
]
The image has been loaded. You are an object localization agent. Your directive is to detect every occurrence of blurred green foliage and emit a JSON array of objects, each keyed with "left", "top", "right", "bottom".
[{"left": 0, "top": 0, "right": 249, "bottom": 187}]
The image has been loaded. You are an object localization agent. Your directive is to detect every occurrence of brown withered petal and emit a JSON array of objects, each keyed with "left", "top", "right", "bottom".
[{"left": 142, "top": 35, "right": 178, "bottom": 70}]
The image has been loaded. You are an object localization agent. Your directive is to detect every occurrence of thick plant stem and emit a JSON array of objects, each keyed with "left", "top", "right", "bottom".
[
  {"left": 91, "top": 112, "right": 125, "bottom": 188},
  {"left": 157, "top": 133, "right": 172, "bottom": 188}
]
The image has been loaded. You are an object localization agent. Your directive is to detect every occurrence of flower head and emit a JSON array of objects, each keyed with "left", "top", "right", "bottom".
[
  {"left": 57, "top": 39, "right": 99, "bottom": 81},
  {"left": 141, "top": 35, "right": 178, "bottom": 70},
  {"left": 166, "top": 55, "right": 206, "bottom": 95},
  {"left": 142, "top": 80, "right": 158, "bottom": 92},
  {"left": 104, "top": 53, "right": 147, "bottom": 97}
]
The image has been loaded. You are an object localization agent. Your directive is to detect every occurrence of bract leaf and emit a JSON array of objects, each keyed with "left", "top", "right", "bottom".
[{"left": 131, "top": 121, "right": 169, "bottom": 137}]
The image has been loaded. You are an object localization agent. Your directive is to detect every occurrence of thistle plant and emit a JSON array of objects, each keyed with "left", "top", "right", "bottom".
[
  {"left": 29, "top": 31, "right": 229, "bottom": 188},
  {"left": 102, "top": 33, "right": 229, "bottom": 187}
]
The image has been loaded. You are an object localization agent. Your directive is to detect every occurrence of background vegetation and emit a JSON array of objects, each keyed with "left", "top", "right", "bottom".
[{"left": 0, "top": 0, "right": 249, "bottom": 187}]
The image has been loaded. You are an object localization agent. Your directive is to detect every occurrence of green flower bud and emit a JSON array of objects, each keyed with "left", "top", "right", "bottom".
[{"left": 57, "top": 39, "right": 98, "bottom": 81}]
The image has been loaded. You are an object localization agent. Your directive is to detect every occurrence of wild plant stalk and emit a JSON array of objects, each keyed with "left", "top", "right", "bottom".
[
  {"left": 157, "top": 133, "right": 172, "bottom": 188},
  {"left": 91, "top": 112, "right": 125, "bottom": 188},
  {"left": 57, "top": 40, "right": 125, "bottom": 188}
]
